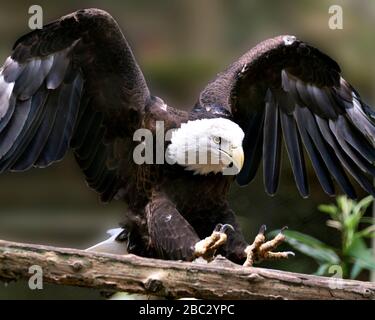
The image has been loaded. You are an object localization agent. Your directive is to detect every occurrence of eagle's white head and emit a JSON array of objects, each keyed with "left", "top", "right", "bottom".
[{"left": 166, "top": 118, "right": 245, "bottom": 175}]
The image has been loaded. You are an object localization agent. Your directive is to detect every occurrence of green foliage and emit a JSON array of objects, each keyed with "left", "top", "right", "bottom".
[{"left": 282, "top": 196, "right": 375, "bottom": 279}]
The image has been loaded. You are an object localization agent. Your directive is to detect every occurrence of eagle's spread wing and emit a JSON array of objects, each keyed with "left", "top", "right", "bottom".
[
  {"left": 0, "top": 9, "right": 150, "bottom": 201},
  {"left": 199, "top": 35, "right": 375, "bottom": 198}
]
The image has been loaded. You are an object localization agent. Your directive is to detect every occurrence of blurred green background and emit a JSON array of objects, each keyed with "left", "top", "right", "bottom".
[{"left": 0, "top": 0, "right": 374, "bottom": 299}]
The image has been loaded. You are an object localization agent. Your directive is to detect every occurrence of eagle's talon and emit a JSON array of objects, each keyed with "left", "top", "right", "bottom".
[
  {"left": 243, "top": 225, "right": 294, "bottom": 267},
  {"left": 258, "top": 224, "right": 267, "bottom": 234},
  {"left": 214, "top": 223, "right": 223, "bottom": 232},
  {"left": 194, "top": 224, "right": 229, "bottom": 262},
  {"left": 219, "top": 223, "right": 235, "bottom": 233},
  {"left": 280, "top": 226, "right": 288, "bottom": 233}
]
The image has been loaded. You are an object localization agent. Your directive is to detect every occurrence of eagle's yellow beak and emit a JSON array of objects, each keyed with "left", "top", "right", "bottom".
[{"left": 231, "top": 146, "right": 244, "bottom": 172}]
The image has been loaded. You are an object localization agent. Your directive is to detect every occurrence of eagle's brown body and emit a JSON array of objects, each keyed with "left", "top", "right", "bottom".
[
  {"left": 119, "top": 101, "right": 241, "bottom": 261},
  {"left": 0, "top": 9, "right": 374, "bottom": 265}
]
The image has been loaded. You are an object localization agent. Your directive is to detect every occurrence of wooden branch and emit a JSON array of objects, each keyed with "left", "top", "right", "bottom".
[{"left": 0, "top": 239, "right": 374, "bottom": 300}]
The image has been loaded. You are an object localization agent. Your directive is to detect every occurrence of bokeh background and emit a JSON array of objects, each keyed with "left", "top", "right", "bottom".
[{"left": 0, "top": 0, "right": 374, "bottom": 299}]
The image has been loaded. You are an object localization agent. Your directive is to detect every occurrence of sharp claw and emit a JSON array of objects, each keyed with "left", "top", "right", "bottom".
[
  {"left": 220, "top": 224, "right": 234, "bottom": 233},
  {"left": 258, "top": 224, "right": 267, "bottom": 234},
  {"left": 214, "top": 223, "right": 223, "bottom": 232},
  {"left": 194, "top": 224, "right": 229, "bottom": 261},
  {"left": 243, "top": 225, "right": 294, "bottom": 266},
  {"left": 280, "top": 226, "right": 288, "bottom": 233}
]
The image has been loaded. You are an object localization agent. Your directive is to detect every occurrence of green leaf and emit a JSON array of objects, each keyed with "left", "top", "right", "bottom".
[
  {"left": 346, "top": 196, "right": 374, "bottom": 231},
  {"left": 315, "top": 263, "right": 330, "bottom": 276},
  {"left": 357, "top": 225, "right": 375, "bottom": 238},
  {"left": 337, "top": 195, "right": 353, "bottom": 219},
  {"left": 346, "top": 237, "right": 375, "bottom": 272},
  {"left": 353, "top": 196, "right": 373, "bottom": 215},
  {"left": 318, "top": 204, "right": 338, "bottom": 218},
  {"left": 360, "top": 217, "right": 375, "bottom": 224},
  {"left": 350, "top": 260, "right": 364, "bottom": 279},
  {"left": 278, "top": 230, "right": 340, "bottom": 265},
  {"left": 344, "top": 214, "right": 360, "bottom": 233}
]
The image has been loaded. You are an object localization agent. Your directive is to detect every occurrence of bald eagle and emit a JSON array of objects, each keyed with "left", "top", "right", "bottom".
[{"left": 1, "top": 8, "right": 374, "bottom": 266}]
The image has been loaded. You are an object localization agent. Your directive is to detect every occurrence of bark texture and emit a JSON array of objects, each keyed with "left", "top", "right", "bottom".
[{"left": 0, "top": 239, "right": 374, "bottom": 300}]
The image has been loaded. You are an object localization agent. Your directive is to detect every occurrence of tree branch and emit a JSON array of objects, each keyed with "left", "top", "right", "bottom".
[{"left": 0, "top": 239, "right": 374, "bottom": 299}]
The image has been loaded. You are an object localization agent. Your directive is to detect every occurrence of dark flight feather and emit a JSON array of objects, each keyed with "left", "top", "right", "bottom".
[
  {"left": 294, "top": 113, "right": 335, "bottom": 196},
  {"left": 36, "top": 81, "right": 78, "bottom": 167},
  {"left": 70, "top": 107, "right": 97, "bottom": 150},
  {"left": 46, "top": 50, "right": 72, "bottom": 90},
  {"left": 55, "top": 75, "right": 83, "bottom": 159},
  {"left": 74, "top": 114, "right": 103, "bottom": 160},
  {"left": 0, "top": 96, "right": 16, "bottom": 134},
  {"left": 262, "top": 89, "right": 282, "bottom": 195},
  {"left": 0, "top": 99, "right": 31, "bottom": 159},
  {"left": 0, "top": 86, "right": 48, "bottom": 172},
  {"left": 19, "top": 56, "right": 54, "bottom": 100},
  {"left": 280, "top": 109, "right": 309, "bottom": 197},
  {"left": 12, "top": 59, "right": 41, "bottom": 98},
  {"left": 200, "top": 35, "right": 375, "bottom": 198},
  {"left": 295, "top": 107, "right": 356, "bottom": 198},
  {"left": 316, "top": 117, "right": 375, "bottom": 197},
  {"left": 345, "top": 96, "right": 375, "bottom": 145},
  {"left": 236, "top": 112, "right": 264, "bottom": 185},
  {"left": 329, "top": 119, "right": 375, "bottom": 175},
  {"left": 75, "top": 135, "right": 103, "bottom": 171},
  {"left": 335, "top": 115, "right": 375, "bottom": 163},
  {"left": 0, "top": 75, "right": 14, "bottom": 120},
  {"left": 2, "top": 57, "right": 25, "bottom": 82},
  {"left": 0, "top": 8, "right": 150, "bottom": 201},
  {"left": 12, "top": 90, "right": 60, "bottom": 171}
]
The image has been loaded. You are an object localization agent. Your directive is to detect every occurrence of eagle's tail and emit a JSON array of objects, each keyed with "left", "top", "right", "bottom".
[{"left": 85, "top": 228, "right": 128, "bottom": 255}]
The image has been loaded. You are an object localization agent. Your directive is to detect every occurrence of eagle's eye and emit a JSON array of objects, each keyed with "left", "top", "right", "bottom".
[
  {"left": 213, "top": 136, "right": 221, "bottom": 144},
  {"left": 283, "top": 35, "right": 296, "bottom": 46}
]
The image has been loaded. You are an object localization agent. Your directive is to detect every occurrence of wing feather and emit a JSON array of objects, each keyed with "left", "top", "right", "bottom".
[
  {"left": 12, "top": 90, "right": 60, "bottom": 171},
  {"left": 236, "top": 112, "right": 264, "bottom": 185},
  {"left": 316, "top": 117, "right": 375, "bottom": 196},
  {"left": 0, "top": 99, "right": 31, "bottom": 158},
  {"left": 199, "top": 35, "right": 375, "bottom": 198},
  {"left": 0, "top": 86, "right": 48, "bottom": 172},
  {"left": 295, "top": 107, "right": 357, "bottom": 198},
  {"left": 280, "top": 106, "right": 309, "bottom": 197},
  {"left": 335, "top": 115, "right": 375, "bottom": 163},
  {"left": 263, "top": 90, "right": 282, "bottom": 195},
  {"left": 0, "top": 9, "right": 151, "bottom": 202},
  {"left": 36, "top": 77, "right": 82, "bottom": 167}
]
